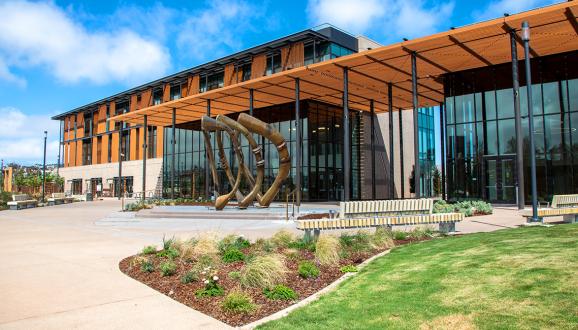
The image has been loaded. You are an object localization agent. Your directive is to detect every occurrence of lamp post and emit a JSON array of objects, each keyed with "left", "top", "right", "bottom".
[
  {"left": 42, "top": 131, "right": 47, "bottom": 203},
  {"left": 522, "top": 21, "right": 539, "bottom": 222}
]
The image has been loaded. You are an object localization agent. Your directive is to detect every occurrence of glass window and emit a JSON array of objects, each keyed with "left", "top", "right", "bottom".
[
  {"left": 542, "top": 82, "right": 561, "bottom": 114},
  {"left": 446, "top": 97, "right": 455, "bottom": 124},
  {"left": 241, "top": 63, "right": 251, "bottom": 82},
  {"left": 484, "top": 91, "right": 496, "bottom": 120},
  {"left": 520, "top": 84, "right": 543, "bottom": 116},
  {"left": 266, "top": 53, "right": 282, "bottom": 75},
  {"left": 486, "top": 120, "right": 498, "bottom": 155},
  {"left": 304, "top": 43, "right": 314, "bottom": 65},
  {"left": 569, "top": 79, "right": 578, "bottom": 111},
  {"left": 498, "top": 119, "right": 516, "bottom": 155},
  {"left": 170, "top": 84, "right": 181, "bottom": 100},
  {"left": 496, "top": 88, "right": 514, "bottom": 119},
  {"left": 152, "top": 88, "right": 163, "bottom": 105}
]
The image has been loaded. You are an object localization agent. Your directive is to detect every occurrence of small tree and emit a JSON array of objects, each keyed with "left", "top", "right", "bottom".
[{"left": 432, "top": 167, "right": 442, "bottom": 196}]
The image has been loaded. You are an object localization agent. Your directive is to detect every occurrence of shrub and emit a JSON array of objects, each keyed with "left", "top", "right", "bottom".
[
  {"left": 160, "top": 261, "right": 177, "bottom": 276},
  {"left": 141, "top": 260, "right": 154, "bottom": 273},
  {"left": 339, "top": 231, "right": 373, "bottom": 252},
  {"left": 298, "top": 261, "right": 320, "bottom": 279},
  {"left": 408, "top": 227, "right": 434, "bottom": 240},
  {"left": 172, "top": 238, "right": 197, "bottom": 261},
  {"left": 271, "top": 230, "right": 295, "bottom": 248},
  {"left": 141, "top": 245, "right": 157, "bottom": 255},
  {"left": 218, "top": 235, "right": 250, "bottom": 253},
  {"left": 221, "top": 290, "right": 258, "bottom": 314},
  {"left": 241, "top": 254, "right": 287, "bottom": 289},
  {"left": 471, "top": 200, "right": 493, "bottom": 215},
  {"left": 130, "top": 256, "right": 148, "bottom": 268},
  {"left": 195, "top": 275, "right": 224, "bottom": 298},
  {"left": 254, "top": 238, "right": 276, "bottom": 253},
  {"left": 228, "top": 271, "right": 241, "bottom": 280},
  {"left": 287, "top": 238, "right": 316, "bottom": 252},
  {"left": 372, "top": 227, "right": 395, "bottom": 249},
  {"left": 433, "top": 200, "right": 492, "bottom": 217},
  {"left": 315, "top": 235, "right": 341, "bottom": 265},
  {"left": 222, "top": 248, "right": 245, "bottom": 263},
  {"left": 263, "top": 285, "right": 298, "bottom": 301},
  {"left": 393, "top": 231, "right": 408, "bottom": 240},
  {"left": 284, "top": 248, "right": 301, "bottom": 260},
  {"left": 340, "top": 265, "right": 358, "bottom": 273},
  {"left": 156, "top": 247, "right": 179, "bottom": 259},
  {"left": 124, "top": 201, "right": 150, "bottom": 212},
  {"left": 192, "top": 236, "right": 219, "bottom": 259},
  {"left": 433, "top": 200, "right": 453, "bottom": 214},
  {"left": 181, "top": 271, "right": 198, "bottom": 284}
]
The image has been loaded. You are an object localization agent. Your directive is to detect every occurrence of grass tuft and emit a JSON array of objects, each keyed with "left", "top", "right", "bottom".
[
  {"left": 241, "top": 254, "right": 287, "bottom": 289},
  {"left": 221, "top": 290, "right": 258, "bottom": 315},
  {"left": 315, "top": 235, "right": 341, "bottom": 265},
  {"left": 271, "top": 230, "right": 295, "bottom": 248}
]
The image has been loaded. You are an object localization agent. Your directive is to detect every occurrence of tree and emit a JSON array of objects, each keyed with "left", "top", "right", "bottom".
[{"left": 432, "top": 167, "right": 442, "bottom": 196}]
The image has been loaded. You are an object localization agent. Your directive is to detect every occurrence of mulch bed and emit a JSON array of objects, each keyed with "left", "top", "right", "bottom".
[
  {"left": 119, "top": 237, "right": 429, "bottom": 327},
  {"left": 297, "top": 213, "right": 331, "bottom": 220}
]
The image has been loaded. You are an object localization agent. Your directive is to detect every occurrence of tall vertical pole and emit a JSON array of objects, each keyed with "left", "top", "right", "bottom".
[
  {"left": 248, "top": 89, "right": 254, "bottom": 172},
  {"left": 171, "top": 108, "right": 176, "bottom": 200},
  {"left": 510, "top": 29, "right": 525, "bottom": 210},
  {"left": 343, "top": 67, "right": 350, "bottom": 201},
  {"left": 399, "top": 110, "right": 405, "bottom": 198},
  {"left": 388, "top": 83, "right": 395, "bottom": 199},
  {"left": 522, "top": 21, "right": 539, "bottom": 222},
  {"left": 142, "top": 115, "right": 148, "bottom": 201},
  {"left": 440, "top": 103, "right": 446, "bottom": 200},
  {"left": 42, "top": 131, "right": 47, "bottom": 202},
  {"left": 411, "top": 52, "right": 421, "bottom": 198},
  {"left": 370, "top": 100, "right": 376, "bottom": 200},
  {"left": 205, "top": 101, "right": 211, "bottom": 199},
  {"left": 118, "top": 122, "right": 123, "bottom": 200},
  {"left": 295, "top": 79, "right": 302, "bottom": 207},
  {"left": 0, "top": 159, "right": 3, "bottom": 193},
  {"left": 57, "top": 120, "right": 62, "bottom": 176}
]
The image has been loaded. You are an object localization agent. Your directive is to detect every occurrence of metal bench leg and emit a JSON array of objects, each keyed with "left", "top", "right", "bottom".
[
  {"left": 439, "top": 222, "right": 456, "bottom": 234},
  {"left": 563, "top": 214, "right": 578, "bottom": 224},
  {"left": 313, "top": 229, "right": 320, "bottom": 241},
  {"left": 526, "top": 216, "right": 544, "bottom": 223},
  {"left": 304, "top": 230, "right": 313, "bottom": 243}
]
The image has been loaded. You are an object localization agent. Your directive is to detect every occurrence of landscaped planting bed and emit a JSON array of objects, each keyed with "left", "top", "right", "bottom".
[{"left": 119, "top": 228, "right": 435, "bottom": 326}]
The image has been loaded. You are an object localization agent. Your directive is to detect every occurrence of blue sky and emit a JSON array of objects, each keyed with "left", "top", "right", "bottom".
[{"left": 0, "top": 0, "right": 561, "bottom": 165}]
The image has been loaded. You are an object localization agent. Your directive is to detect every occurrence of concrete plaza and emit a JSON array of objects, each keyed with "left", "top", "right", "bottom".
[{"left": 0, "top": 199, "right": 553, "bottom": 329}]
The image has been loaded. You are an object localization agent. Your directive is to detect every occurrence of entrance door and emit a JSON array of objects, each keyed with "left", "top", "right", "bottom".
[{"left": 485, "top": 155, "right": 516, "bottom": 204}]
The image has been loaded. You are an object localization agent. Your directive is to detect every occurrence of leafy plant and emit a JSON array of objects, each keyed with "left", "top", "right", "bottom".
[
  {"left": 228, "top": 271, "right": 241, "bottom": 280},
  {"left": 241, "top": 254, "right": 287, "bottom": 289},
  {"left": 141, "top": 245, "right": 157, "bottom": 255},
  {"left": 287, "top": 238, "right": 316, "bottom": 252},
  {"left": 339, "top": 231, "right": 373, "bottom": 252},
  {"left": 141, "top": 260, "right": 154, "bottom": 273},
  {"left": 124, "top": 201, "right": 149, "bottom": 212},
  {"left": 263, "top": 285, "right": 298, "bottom": 301},
  {"left": 222, "top": 248, "right": 245, "bottom": 263},
  {"left": 160, "top": 261, "right": 176, "bottom": 276},
  {"left": 221, "top": 290, "right": 258, "bottom": 314},
  {"left": 156, "top": 247, "right": 179, "bottom": 259},
  {"left": 298, "top": 261, "right": 320, "bottom": 279},
  {"left": 315, "top": 235, "right": 341, "bottom": 265},
  {"left": 180, "top": 271, "right": 198, "bottom": 284},
  {"left": 218, "top": 235, "right": 250, "bottom": 253},
  {"left": 195, "top": 274, "right": 224, "bottom": 298},
  {"left": 408, "top": 227, "right": 435, "bottom": 240},
  {"left": 283, "top": 248, "right": 301, "bottom": 260},
  {"left": 393, "top": 231, "right": 408, "bottom": 240},
  {"left": 340, "top": 265, "right": 358, "bottom": 273},
  {"left": 271, "top": 230, "right": 295, "bottom": 248},
  {"left": 372, "top": 227, "right": 395, "bottom": 249},
  {"left": 254, "top": 238, "right": 276, "bottom": 253}
]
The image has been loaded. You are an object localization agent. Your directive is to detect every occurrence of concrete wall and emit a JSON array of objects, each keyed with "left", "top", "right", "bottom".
[{"left": 59, "top": 158, "right": 162, "bottom": 196}]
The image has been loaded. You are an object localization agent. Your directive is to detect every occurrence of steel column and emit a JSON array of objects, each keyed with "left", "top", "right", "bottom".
[
  {"left": 399, "top": 110, "right": 405, "bottom": 199},
  {"left": 411, "top": 52, "right": 421, "bottom": 198},
  {"left": 510, "top": 30, "right": 525, "bottom": 210},
  {"left": 388, "top": 83, "right": 394, "bottom": 199},
  {"left": 142, "top": 115, "right": 147, "bottom": 201},
  {"left": 370, "top": 99, "right": 376, "bottom": 200},
  {"left": 439, "top": 103, "right": 446, "bottom": 200},
  {"left": 248, "top": 89, "right": 254, "bottom": 172},
  {"left": 205, "top": 101, "right": 211, "bottom": 199},
  {"left": 522, "top": 21, "right": 539, "bottom": 222},
  {"left": 295, "top": 79, "right": 302, "bottom": 206},
  {"left": 42, "top": 131, "right": 47, "bottom": 202},
  {"left": 171, "top": 108, "right": 176, "bottom": 200},
  {"left": 118, "top": 122, "right": 123, "bottom": 200},
  {"left": 343, "top": 67, "right": 350, "bottom": 201},
  {"left": 57, "top": 120, "right": 62, "bottom": 176}
]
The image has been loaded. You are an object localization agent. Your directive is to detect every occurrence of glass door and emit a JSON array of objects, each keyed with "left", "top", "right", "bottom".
[{"left": 484, "top": 155, "right": 516, "bottom": 204}]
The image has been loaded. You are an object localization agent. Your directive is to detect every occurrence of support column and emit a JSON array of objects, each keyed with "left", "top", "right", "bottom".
[
  {"left": 439, "top": 103, "right": 446, "bottom": 200},
  {"left": 388, "top": 83, "right": 394, "bottom": 199},
  {"left": 295, "top": 79, "right": 302, "bottom": 206},
  {"left": 343, "top": 67, "right": 350, "bottom": 201},
  {"left": 142, "top": 115, "right": 148, "bottom": 201},
  {"left": 522, "top": 21, "right": 539, "bottom": 222},
  {"left": 118, "top": 122, "right": 123, "bottom": 200},
  {"left": 205, "top": 100, "right": 211, "bottom": 199},
  {"left": 399, "top": 110, "right": 405, "bottom": 199},
  {"left": 248, "top": 89, "right": 254, "bottom": 172},
  {"left": 57, "top": 120, "right": 62, "bottom": 176},
  {"left": 411, "top": 52, "right": 421, "bottom": 198},
  {"left": 171, "top": 108, "right": 176, "bottom": 200},
  {"left": 370, "top": 100, "right": 376, "bottom": 200},
  {"left": 510, "top": 29, "right": 525, "bottom": 210}
]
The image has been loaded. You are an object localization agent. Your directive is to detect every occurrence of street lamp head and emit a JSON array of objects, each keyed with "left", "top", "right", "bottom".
[
  {"left": 521, "top": 21, "right": 530, "bottom": 42},
  {"left": 44, "top": 131, "right": 47, "bottom": 135}
]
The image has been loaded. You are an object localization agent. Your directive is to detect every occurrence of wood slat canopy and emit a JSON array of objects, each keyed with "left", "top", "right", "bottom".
[{"left": 112, "top": 1, "right": 578, "bottom": 126}]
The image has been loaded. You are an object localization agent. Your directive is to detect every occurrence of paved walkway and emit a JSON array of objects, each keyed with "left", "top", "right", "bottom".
[{"left": 0, "top": 200, "right": 562, "bottom": 329}]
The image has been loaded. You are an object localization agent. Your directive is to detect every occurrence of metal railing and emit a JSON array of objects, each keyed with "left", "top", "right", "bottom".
[{"left": 285, "top": 188, "right": 298, "bottom": 221}]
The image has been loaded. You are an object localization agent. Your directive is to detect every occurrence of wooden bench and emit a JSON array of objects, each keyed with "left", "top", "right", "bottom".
[
  {"left": 521, "top": 194, "right": 578, "bottom": 223},
  {"left": 7, "top": 194, "right": 38, "bottom": 210},
  {"left": 47, "top": 193, "right": 75, "bottom": 206},
  {"left": 296, "top": 199, "right": 464, "bottom": 239}
]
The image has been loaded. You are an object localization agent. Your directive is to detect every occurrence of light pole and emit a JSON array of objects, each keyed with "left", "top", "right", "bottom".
[
  {"left": 42, "top": 131, "right": 47, "bottom": 203},
  {"left": 522, "top": 21, "right": 539, "bottom": 222}
]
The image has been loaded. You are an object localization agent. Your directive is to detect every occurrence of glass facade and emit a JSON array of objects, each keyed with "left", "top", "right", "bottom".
[
  {"left": 162, "top": 100, "right": 362, "bottom": 202},
  {"left": 418, "top": 107, "right": 436, "bottom": 197},
  {"left": 445, "top": 51, "right": 578, "bottom": 203}
]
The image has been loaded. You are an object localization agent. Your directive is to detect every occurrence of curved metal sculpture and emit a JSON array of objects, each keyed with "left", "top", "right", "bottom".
[{"left": 201, "top": 113, "right": 290, "bottom": 210}]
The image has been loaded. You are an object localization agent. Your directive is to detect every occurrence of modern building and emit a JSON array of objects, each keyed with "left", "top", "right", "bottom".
[{"left": 54, "top": 2, "right": 578, "bottom": 205}]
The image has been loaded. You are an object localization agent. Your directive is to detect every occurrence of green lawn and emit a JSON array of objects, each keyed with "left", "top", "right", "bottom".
[{"left": 259, "top": 225, "right": 578, "bottom": 330}]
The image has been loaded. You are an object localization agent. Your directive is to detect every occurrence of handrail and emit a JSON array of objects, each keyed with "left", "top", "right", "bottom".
[{"left": 285, "top": 188, "right": 298, "bottom": 221}]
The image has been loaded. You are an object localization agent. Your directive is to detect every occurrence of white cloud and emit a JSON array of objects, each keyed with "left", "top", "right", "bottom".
[
  {"left": 0, "top": 0, "right": 170, "bottom": 86},
  {"left": 176, "top": 0, "right": 263, "bottom": 62},
  {"left": 473, "top": 0, "right": 561, "bottom": 21},
  {"left": 0, "top": 107, "right": 60, "bottom": 164},
  {"left": 306, "top": 0, "right": 455, "bottom": 42}
]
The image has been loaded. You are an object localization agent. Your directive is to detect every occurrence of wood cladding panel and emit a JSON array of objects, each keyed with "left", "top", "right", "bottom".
[
  {"left": 75, "top": 140, "right": 82, "bottom": 166},
  {"left": 130, "top": 128, "right": 138, "bottom": 161},
  {"left": 111, "top": 133, "right": 119, "bottom": 163},
  {"left": 251, "top": 54, "right": 266, "bottom": 79},
  {"left": 156, "top": 127, "right": 164, "bottom": 158},
  {"left": 97, "top": 104, "right": 107, "bottom": 134},
  {"left": 138, "top": 127, "right": 145, "bottom": 160},
  {"left": 282, "top": 42, "right": 304, "bottom": 70},
  {"left": 101, "top": 134, "right": 109, "bottom": 164},
  {"left": 141, "top": 89, "right": 152, "bottom": 108},
  {"left": 92, "top": 137, "right": 99, "bottom": 164},
  {"left": 163, "top": 83, "right": 170, "bottom": 102},
  {"left": 189, "top": 75, "right": 200, "bottom": 95},
  {"left": 181, "top": 81, "right": 189, "bottom": 98},
  {"left": 108, "top": 102, "right": 116, "bottom": 130},
  {"left": 224, "top": 64, "right": 235, "bottom": 87},
  {"left": 130, "top": 94, "right": 138, "bottom": 113},
  {"left": 64, "top": 142, "right": 69, "bottom": 167}
]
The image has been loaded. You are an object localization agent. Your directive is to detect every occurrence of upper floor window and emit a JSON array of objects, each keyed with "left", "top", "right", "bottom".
[
  {"left": 266, "top": 52, "right": 282, "bottom": 76},
  {"left": 115, "top": 100, "right": 129, "bottom": 131},
  {"left": 241, "top": 63, "right": 252, "bottom": 82},
  {"left": 304, "top": 42, "right": 315, "bottom": 65},
  {"left": 84, "top": 112, "right": 92, "bottom": 137},
  {"left": 304, "top": 41, "right": 355, "bottom": 65},
  {"left": 170, "top": 84, "right": 181, "bottom": 100},
  {"left": 105, "top": 104, "right": 110, "bottom": 132},
  {"left": 200, "top": 72, "right": 224, "bottom": 92},
  {"left": 152, "top": 88, "right": 163, "bottom": 105}
]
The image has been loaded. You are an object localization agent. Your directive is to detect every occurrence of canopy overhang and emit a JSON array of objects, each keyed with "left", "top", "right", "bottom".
[{"left": 112, "top": 1, "right": 578, "bottom": 127}]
